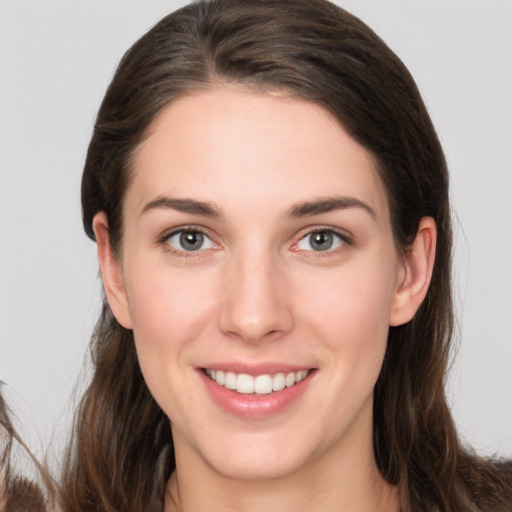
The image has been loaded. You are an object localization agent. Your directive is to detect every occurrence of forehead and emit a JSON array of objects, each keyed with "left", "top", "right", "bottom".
[{"left": 128, "top": 87, "right": 389, "bottom": 222}]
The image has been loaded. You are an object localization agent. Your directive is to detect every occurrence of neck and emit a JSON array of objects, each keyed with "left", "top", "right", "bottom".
[
  {"left": 165, "top": 419, "right": 398, "bottom": 512},
  {"left": 167, "top": 465, "right": 397, "bottom": 512}
]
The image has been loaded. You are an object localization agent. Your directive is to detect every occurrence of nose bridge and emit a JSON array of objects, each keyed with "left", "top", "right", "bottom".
[{"left": 219, "top": 240, "right": 293, "bottom": 342}]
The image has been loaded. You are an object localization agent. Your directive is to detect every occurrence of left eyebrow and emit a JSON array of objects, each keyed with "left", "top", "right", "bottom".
[{"left": 286, "top": 196, "right": 377, "bottom": 220}]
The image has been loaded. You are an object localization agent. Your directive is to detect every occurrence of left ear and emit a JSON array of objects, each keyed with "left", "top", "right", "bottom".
[{"left": 389, "top": 216, "right": 437, "bottom": 326}]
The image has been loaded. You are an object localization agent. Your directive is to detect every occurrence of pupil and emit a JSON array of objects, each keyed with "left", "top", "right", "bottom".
[
  {"left": 311, "top": 231, "right": 333, "bottom": 251},
  {"left": 180, "top": 231, "right": 203, "bottom": 251}
]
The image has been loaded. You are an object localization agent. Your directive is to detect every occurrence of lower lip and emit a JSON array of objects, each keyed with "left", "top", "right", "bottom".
[{"left": 199, "top": 370, "right": 314, "bottom": 419}]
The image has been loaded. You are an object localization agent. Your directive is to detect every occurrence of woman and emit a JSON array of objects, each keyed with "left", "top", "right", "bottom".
[{"left": 59, "top": 0, "right": 511, "bottom": 511}]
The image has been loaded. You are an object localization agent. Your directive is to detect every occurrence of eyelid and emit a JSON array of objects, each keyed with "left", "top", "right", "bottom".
[
  {"left": 290, "top": 225, "right": 353, "bottom": 253},
  {"left": 158, "top": 225, "right": 221, "bottom": 255},
  {"left": 157, "top": 224, "right": 352, "bottom": 256}
]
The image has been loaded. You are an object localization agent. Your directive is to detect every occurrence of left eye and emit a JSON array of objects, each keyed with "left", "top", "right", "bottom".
[
  {"left": 165, "top": 230, "right": 216, "bottom": 252},
  {"left": 297, "top": 230, "right": 345, "bottom": 252}
]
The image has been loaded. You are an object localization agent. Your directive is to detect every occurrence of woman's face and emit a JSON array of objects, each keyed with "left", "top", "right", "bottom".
[{"left": 98, "top": 88, "right": 422, "bottom": 481}]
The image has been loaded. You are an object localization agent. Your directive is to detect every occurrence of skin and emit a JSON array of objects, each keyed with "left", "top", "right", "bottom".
[{"left": 94, "top": 88, "right": 436, "bottom": 512}]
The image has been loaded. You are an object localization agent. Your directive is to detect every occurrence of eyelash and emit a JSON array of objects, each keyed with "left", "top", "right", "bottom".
[
  {"left": 159, "top": 226, "right": 219, "bottom": 258},
  {"left": 158, "top": 225, "right": 353, "bottom": 257},
  {"left": 292, "top": 227, "right": 353, "bottom": 255}
]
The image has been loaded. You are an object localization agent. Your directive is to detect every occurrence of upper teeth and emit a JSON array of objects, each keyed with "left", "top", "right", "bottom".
[{"left": 204, "top": 369, "right": 309, "bottom": 395}]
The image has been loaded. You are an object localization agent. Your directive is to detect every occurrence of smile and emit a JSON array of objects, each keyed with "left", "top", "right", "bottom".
[{"left": 204, "top": 369, "right": 310, "bottom": 395}]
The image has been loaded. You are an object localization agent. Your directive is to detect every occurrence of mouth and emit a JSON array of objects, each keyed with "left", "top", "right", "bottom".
[
  {"left": 202, "top": 368, "right": 311, "bottom": 395},
  {"left": 199, "top": 366, "right": 316, "bottom": 418}
]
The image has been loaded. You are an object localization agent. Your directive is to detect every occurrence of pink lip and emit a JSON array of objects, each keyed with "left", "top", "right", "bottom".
[{"left": 198, "top": 367, "right": 316, "bottom": 419}]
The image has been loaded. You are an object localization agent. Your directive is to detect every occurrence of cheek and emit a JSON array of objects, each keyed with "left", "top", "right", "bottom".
[
  {"left": 123, "top": 263, "right": 219, "bottom": 385},
  {"left": 299, "top": 260, "right": 397, "bottom": 383},
  {"left": 304, "top": 268, "right": 395, "bottom": 341},
  {"left": 126, "top": 261, "right": 217, "bottom": 334}
]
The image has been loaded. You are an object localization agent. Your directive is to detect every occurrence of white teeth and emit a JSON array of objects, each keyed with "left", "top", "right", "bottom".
[
  {"left": 205, "top": 368, "right": 310, "bottom": 394},
  {"left": 254, "top": 374, "right": 273, "bottom": 394},
  {"left": 295, "top": 370, "right": 308, "bottom": 383},
  {"left": 272, "top": 373, "right": 286, "bottom": 391},
  {"left": 237, "top": 374, "right": 254, "bottom": 394},
  {"left": 224, "top": 372, "right": 237, "bottom": 390},
  {"left": 215, "top": 370, "right": 225, "bottom": 385}
]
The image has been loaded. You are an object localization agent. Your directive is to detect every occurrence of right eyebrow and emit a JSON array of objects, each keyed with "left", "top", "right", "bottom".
[{"left": 140, "top": 197, "right": 221, "bottom": 218}]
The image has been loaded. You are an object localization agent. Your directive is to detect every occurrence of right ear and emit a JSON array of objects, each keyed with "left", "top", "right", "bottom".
[{"left": 92, "top": 212, "right": 133, "bottom": 329}]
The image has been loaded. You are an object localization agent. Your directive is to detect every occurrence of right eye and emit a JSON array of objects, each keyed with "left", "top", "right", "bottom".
[{"left": 164, "top": 229, "right": 216, "bottom": 252}]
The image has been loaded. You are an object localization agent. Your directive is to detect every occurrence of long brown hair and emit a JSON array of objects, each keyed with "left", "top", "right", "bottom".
[
  {"left": 0, "top": 390, "right": 54, "bottom": 511},
  {"left": 64, "top": 1, "right": 512, "bottom": 510}
]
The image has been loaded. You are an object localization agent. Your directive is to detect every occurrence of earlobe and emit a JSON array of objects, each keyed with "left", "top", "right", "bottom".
[
  {"left": 92, "top": 212, "right": 133, "bottom": 329},
  {"left": 389, "top": 217, "right": 437, "bottom": 327}
]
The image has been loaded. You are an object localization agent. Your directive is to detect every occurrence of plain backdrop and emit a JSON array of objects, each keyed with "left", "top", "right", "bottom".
[{"left": 1, "top": 0, "right": 511, "bottom": 459}]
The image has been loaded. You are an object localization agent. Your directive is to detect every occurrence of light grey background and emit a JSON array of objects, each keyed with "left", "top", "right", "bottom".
[{"left": 1, "top": 0, "right": 511, "bottom": 459}]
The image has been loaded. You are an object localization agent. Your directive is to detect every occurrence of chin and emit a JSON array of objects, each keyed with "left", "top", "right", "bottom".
[
  {"left": 194, "top": 428, "right": 319, "bottom": 482},
  {"left": 208, "top": 452, "right": 307, "bottom": 482}
]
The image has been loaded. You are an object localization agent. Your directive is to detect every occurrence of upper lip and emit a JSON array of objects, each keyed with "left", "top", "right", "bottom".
[{"left": 199, "top": 362, "right": 314, "bottom": 376}]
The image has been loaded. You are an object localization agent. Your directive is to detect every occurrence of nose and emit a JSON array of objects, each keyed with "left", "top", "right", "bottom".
[{"left": 218, "top": 250, "right": 295, "bottom": 343}]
